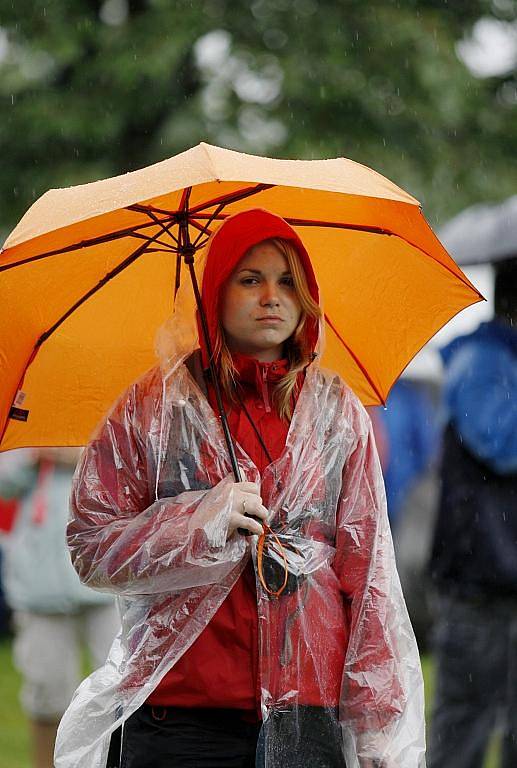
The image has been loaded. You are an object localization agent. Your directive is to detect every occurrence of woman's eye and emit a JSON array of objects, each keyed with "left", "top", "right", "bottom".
[
  {"left": 240, "top": 277, "right": 259, "bottom": 286},
  {"left": 280, "top": 277, "right": 294, "bottom": 287}
]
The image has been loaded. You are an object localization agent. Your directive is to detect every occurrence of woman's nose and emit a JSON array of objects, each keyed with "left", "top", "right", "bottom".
[{"left": 260, "top": 283, "right": 280, "bottom": 306}]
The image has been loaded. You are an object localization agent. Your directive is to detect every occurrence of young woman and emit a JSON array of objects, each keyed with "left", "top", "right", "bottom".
[{"left": 55, "top": 209, "right": 425, "bottom": 768}]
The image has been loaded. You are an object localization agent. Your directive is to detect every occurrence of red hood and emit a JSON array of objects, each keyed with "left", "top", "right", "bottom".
[{"left": 197, "top": 208, "right": 320, "bottom": 367}]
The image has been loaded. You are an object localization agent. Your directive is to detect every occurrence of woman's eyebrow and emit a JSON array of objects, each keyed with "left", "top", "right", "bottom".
[{"left": 236, "top": 268, "right": 293, "bottom": 276}]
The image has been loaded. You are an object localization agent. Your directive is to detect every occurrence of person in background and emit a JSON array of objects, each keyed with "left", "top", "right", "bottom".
[
  {"left": 0, "top": 448, "right": 119, "bottom": 768},
  {"left": 427, "top": 257, "right": 517, "bottom": 768},
  {"left": 373, "top": 379, "right": 440, "bottom": 529},
  {"left": 370, "top": 380, "right": 441, "bottom": 650},
  {"left": 0, "top": 495, "right": 17, "bottom": 634}
]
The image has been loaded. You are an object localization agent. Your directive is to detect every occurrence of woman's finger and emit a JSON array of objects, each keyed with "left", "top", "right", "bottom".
[
  {"left": 240, "top": 496, "right": 268, "bottom": 521},
  {"left": 232, "top": 512, "right": 264, "bottom": 536}
]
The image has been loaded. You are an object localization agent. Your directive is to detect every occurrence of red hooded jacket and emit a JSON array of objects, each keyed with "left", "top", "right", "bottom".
[{"left": 147, "top": 210, "right": 321, "bottom": 713}]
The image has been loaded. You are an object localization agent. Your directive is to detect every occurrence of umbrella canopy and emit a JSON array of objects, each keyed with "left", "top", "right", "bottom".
[
  {"left": 439, "top": 194, "right": 517, "bottom": 266},
  {"left": 0, "top": 142, "right": 482, "bottom": 451}
]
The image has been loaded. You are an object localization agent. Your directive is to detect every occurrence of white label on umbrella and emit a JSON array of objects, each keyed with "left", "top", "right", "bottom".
[{"left": 14, "top": 390, "right": 26, "bottom": 407}]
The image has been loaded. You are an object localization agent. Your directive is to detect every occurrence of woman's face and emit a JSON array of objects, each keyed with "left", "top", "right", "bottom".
[{"left": 221, "top": 241, "right": 302, "bottom": 362}]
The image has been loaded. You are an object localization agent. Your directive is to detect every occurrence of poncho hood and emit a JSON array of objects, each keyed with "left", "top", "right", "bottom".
[{"left": 197, "top": 208, "right": 320, "bottom": 367}]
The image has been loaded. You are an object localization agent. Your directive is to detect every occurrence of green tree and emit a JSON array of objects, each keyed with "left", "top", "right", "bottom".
[{"left": 1, "top": 0, "right": 516, "bottom": 235}]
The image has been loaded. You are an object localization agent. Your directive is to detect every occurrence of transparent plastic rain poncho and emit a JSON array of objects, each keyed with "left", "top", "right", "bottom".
[{"left": 55, "top": 301, "right": 425, "bottom": 768}]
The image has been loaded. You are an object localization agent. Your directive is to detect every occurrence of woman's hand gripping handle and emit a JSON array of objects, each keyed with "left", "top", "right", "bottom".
[{"left": 229, "top": 481, "right": 267, "bottom": 537}]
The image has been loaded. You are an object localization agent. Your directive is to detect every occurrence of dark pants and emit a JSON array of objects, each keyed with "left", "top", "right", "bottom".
[
  {"left": 114, "top": 706, "right": 260, "bottom": 768},
  {"left": 107, "top": 704, "right": 346, "bottom": 768},
  {"left": 428, "top": 595, "right": 517, "bottom": 768}
]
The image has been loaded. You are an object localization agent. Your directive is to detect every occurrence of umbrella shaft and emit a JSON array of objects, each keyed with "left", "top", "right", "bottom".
[{"left": 186, "top": 259, "right": 242, "bottom": 484}]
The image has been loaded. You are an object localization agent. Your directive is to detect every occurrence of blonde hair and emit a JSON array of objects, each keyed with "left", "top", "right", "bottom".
[{"left": 214, "top": 238, "right": 321, "bottom": 421}]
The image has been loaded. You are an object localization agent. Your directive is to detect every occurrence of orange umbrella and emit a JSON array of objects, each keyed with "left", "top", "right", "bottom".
[{"left": 0, "top": 142, "right": 482, "bottom": 452}]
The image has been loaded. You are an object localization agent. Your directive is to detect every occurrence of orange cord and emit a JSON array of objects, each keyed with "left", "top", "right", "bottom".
[{"left": 257, "top": 522, "right": 289, "bottom": 598}]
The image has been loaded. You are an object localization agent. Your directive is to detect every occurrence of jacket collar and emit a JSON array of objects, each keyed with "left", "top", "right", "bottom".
[{"left": 232, "top": 352, "right": 289, "bottom": 389}]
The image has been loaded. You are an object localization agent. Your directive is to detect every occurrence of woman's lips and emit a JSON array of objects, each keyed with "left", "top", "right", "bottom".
[{"left": 256, "top": 316, "right": 283, "bottom": 323}]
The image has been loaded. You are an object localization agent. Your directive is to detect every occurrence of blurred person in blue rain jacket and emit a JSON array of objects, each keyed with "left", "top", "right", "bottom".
[
  {"left": 0, "top": 448, "right": 119, "bottom": 768},
  {"left": 377, "top": 379, "right": 440, "bottom": 528},
  {"left": 428, "top": 257, "right": 517, "bottom": 768}
]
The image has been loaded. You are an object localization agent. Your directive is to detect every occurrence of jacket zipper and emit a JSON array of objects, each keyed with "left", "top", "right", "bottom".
[{"left": 261, "top": 366, "right": 271, "bottom": 413}]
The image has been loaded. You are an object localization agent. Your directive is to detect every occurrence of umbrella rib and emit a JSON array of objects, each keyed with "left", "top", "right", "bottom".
[
  {"left": 188, "top": 183, "right": 275, "bottom": 215},
  {"left": 129, "top": 203, "right": 180, "bottom": 217},
  {"left": 284, "top": 217, "right": 482, "bottom": 294},
  {"left": 284, "top": 217, "right": 392, "bottom": 235},
  {"left": 190, "top": 213, "right": 386, "bottom": 229},
  {"left": 129, "top": 231, "right": 178, "bottom": 249},
  {"left": 179, "top": 186, "right": 191, "bottom": 212},
  {"left": 185, "top": 182, "right": 277, "bottom": 246},
  {"left": 191, "top": 202, "right": 225, "bottom": 248},
  {"left": 1, "top": 232, "right": 166, "bottom": 446},
  {"left": 193, "top": 236, "right": 211, "bottom": 251},
  {"left": 324, "top": 312, "right": 386, "bottom": 406},
  {"left": 38, "top": 240, "right": 161, "bottom": 346},
  {"left": 128, "top": 203, "right": 209, "bottom": 247},
  {"left": 189, "top": 219, "right": 213, "bottom": 238},
  {"left": 144, "top": 247, "right": 181, "bottom": 254},
  {"left": 0, "top": 215, "right": 178, "bottom": 272},
  {"left": 188, "top": 211, "right": 468, "bottom": 288},
  {"left": 28, "top": 232, "right": 164, "bottom": 369},
  {"left": 189, "top": 213, "right": 477, "bottom": 293},
  {"left": 128, "top": 204, "right": 179, "bottom": 245},
  {"left": 124, "top": 183, "right": 272, "bottom": 231}
]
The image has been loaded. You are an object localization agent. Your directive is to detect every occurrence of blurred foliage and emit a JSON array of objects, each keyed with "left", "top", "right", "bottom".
[{"left": 1, "top": 0, "right": 517, "bottom": 234}]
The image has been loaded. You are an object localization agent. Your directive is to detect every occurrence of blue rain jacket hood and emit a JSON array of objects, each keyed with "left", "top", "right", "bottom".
[{"left": 440, "top": 319, "right": 517, "bottom": 474}]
